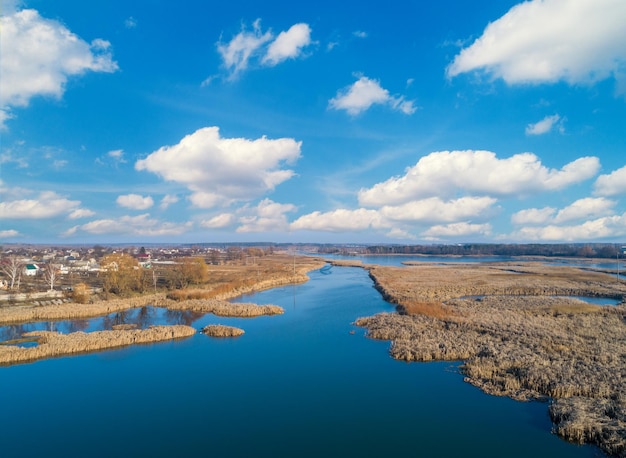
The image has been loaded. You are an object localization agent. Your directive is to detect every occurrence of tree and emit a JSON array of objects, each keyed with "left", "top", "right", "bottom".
[
  {"left": 71, "top": 282, "right": 90, "bottom": 304},
  {"left": 101, "top": 253, "right": 141, "bottom": 296},
  {"left": 0, "top": 255, "right": 24, "bottom": 290},
  {"left": 43, "top": 264, "right": 60, "bottom": 291},
  {"left": 165, "top": 257, "right": 208, "bottom": 289}
]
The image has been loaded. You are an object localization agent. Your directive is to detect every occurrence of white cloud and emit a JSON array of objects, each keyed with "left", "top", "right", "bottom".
[
  {"left": 135, "top": 126, "right": 301, "bottom": 208},
  {"left": 201, "top": 213, "right": 235, "bottom": 229},
  {"left": 594, "top": 164, "right": 626, "bottom": 196},
  {"left": 0, "top": 191, "right": 80, "bottom": 218},
  {"left": 217, "top": 19, "right": 272, "bottom": 79},
  {"left": 0, "top": 229, "right": 21, "bottom": 238},
  {"left": 116, "top": 194, "right": 154, "bottom": 210},
  {"left": 525, "top": 114, "right": 563, "bottom": 135},
  {"left": 511, "top": 207, "right": 556, "bottom": 225},
  {"left": 422, "top": 222, "right": 492, "bottom": 239},
  {"left": 329, "top": 76, "right": 416, "bottom": 116},
  {"left": 108, "top": 149, "right": 126, "bottom": 162},
  {"left": 353, "top": 31, "right": 368, "bottom": 39},
  {"left": 291, "top": 208, "right": 385, "bottom": 232},
  {"left": 0, "top": 8, "right": 118, "bottom": 127},
  {"left": 512, "top": 197, "right": 616, "bottom": 228},
  {"left": 68, "top": 208, "right": 96, "bottom": 219},
  {"left": 447, "top": 0, "right": 626, "bottom": 90},
  {"left": 262, "top": 23, "right": 312, "bottom": 66},
  {"left": 554, "top": 197, "right": 615, "bottom": 223},
  {"left": 358, "top": 151, "right": 600, "bottom": 207},
  {"left": 124, "top": 17, "right": 137, "bottom": 29},
  {"left": 380, "top": 196, "right": 497, "bottom": 224},
  {"left": 513, "top": 213, "right": 626, "bottom": 241},
  {"left": 160, "top": 194, "right": 179, "bottom": 210},
  {"left": 236, "top": 199, "right": 296, "bottom": 233},
  {"left": 72, "top": 214, "right": 192, "bottom": 236}
]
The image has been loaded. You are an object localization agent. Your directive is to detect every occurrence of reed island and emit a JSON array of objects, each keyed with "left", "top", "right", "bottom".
[{"left": 354, "top": 261, "right": 626, "bottom": 457}]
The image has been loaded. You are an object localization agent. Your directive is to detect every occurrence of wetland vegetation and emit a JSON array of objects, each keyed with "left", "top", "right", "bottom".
[{"left": 356, "top": 262, "right": 626, "bottom": 457}]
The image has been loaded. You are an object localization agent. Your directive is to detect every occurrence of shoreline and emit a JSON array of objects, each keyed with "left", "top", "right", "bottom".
[
  {"left": 355, "top": 262, "right": 626, "bottom": 457},
  {"left": 0, "top": 257, "right": 325, "bottom": 326}
]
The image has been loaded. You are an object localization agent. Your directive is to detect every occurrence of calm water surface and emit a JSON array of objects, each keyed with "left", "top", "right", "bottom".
[{"left": 0, "top": 266, "right": 603, "bottom": 457}]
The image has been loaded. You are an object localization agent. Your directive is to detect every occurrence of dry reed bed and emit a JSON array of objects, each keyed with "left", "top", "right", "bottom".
[
  {"left": 201, "top": 325, "right": 245, "bottom": 337},
  {"left": 162, "top": 297, "right": 284, "bottom": 317},
  {"left": 0, "top": 325, "right": 196, "bottom": 366},
  {"left": 356, "top": 263, "right": 626, "bottom": 457},
  {"left": 0, "top": 293, "right": 166, "bottom": 325}
]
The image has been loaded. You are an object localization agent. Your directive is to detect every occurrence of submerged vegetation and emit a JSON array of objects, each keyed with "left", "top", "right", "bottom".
[{"left": 356, "top": 262, "right": 626, "bottom": 457}]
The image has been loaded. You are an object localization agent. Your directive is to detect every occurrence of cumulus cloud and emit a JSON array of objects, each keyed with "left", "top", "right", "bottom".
[
  {"left": 513, "top": 213, "right": 626, "bottom": 241},
  {"left": 217, "top": 19, "right": 313, "bottom": 79},
  {"left": 0, "top": 191, "right": 80, "bottom": 218},
  {"left": 116, "top": 194, "right": 154, "bottom": 210},
  {"left": 525, "top": 114, "right": 563, "bottom": 135},
  {"left": 160, "top": 194, "right": 179, "bottom": 210},
  {"left": 236, "top": 199, "right": 297, "bottom": 233},
  {"left": 291, "top": 208, "right": 385, "bottom": 232},
  {"left": 68, "top": 208, "right": 96, "bottom": 219},
  {"left": 69, "top": 214, "right": 192, "bottom": 237},
  {"left": 329, "top": 76, "right": 416, "bottom": 116},
  {"left": 422, "top": 222, "right": 492, "bottom": 239},
  {"left": 380, "top": 196, "right": 497, "bottom": 224},
  {"left": 513, "top": 197, "right": 616, "bottom": 227},
  {"left": 0, "top": 229, "right": 21, "bottom": 238},
  {"left": 0, "top": 8, "right": 118, "bottom": 127},
  {"left": 262, "top": 23, "right": 312, "bottom": 66},
  {"left": 358, "top": 150, "right": 600, "bottom": 207},
  {"left": 135, "top": 127, "right": 301, "bottom": 208},
  {"left": 447, "top": 0, "right": 626, "bottom": 90},
  {"left": 201, "top": 213, "right": 236, "bottom": 229},
  {"left": 594, "top": 164, "right": 626, "bottom": 196},
  {"left": 511, "top": 207, "right": 556, "bottom": 226},
  {"left": 554, "top": 197, "right": 615, "bottom": 223}
]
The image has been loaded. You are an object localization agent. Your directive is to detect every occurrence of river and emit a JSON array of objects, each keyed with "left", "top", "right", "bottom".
[{"left": 0, "top": 265, "right": 603, "bottom": 457}]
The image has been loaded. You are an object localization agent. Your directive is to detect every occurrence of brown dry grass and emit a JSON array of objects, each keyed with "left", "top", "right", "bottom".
[
  {"left": 0, "top": 325, "right": 196, "bottom": 366},
  {"left": 398, "top": 300, "right": 456, "bottom": 320},
  {"left": 356, "top": 262, "right": 626, "bottom": 457},
  {"left": 201, "top": 325, "right": 244, "bottom": 337}
]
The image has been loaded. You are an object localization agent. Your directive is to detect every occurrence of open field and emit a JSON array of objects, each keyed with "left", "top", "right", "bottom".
[{"left": 355, "top": 262, "right": 626, "bottom": 457}]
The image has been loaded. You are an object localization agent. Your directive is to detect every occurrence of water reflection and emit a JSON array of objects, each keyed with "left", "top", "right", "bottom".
[{"left": 0, "top": 306, "right": 206, "bottom": 343}]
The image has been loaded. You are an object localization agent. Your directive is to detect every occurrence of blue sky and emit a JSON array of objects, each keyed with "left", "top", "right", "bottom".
[{"left": 1, "top": 0, "right": 626, "bottom": 244}]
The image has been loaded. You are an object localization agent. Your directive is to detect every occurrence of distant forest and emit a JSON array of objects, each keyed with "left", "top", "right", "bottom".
[{"left": 321, "top": 243, "right": 626, "bottom": 259}]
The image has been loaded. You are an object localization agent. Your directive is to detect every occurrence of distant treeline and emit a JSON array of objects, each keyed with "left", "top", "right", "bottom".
[{"left": 324, "top": 244, "right": 626, "bottom": 259}]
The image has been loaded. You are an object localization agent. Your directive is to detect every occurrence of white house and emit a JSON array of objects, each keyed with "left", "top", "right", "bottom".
[{"left": 24, "top": 264, "right": 40, "bottom": 276}]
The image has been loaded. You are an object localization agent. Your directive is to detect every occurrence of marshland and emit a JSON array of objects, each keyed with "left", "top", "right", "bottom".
[
  {"left": 1, "top": 252, "right": 624, "bottom": 457},
  {"left": 356, "top": 261, "right": 626, "bottom": 457}
]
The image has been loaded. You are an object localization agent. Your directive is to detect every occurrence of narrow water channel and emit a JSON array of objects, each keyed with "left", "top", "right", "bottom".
[{"left": 0, "top": 266, "right": 602, "bottom": 457}]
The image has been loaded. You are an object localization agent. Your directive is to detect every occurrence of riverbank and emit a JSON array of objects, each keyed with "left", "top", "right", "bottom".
[
  {"left": 0, "top": 325, "right": 196, "bottom": 366},
  {"left": 355, "top": 262, "right": 626, "bottom": 457},
  {"left": 0, "top": 255, "right": 325, "bottom": 326}
]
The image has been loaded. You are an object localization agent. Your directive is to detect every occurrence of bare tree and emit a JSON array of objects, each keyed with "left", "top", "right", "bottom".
[
  {"left": 43, "top": 264, "right": 60, "bottom": 291},
  {"left": 0, "top": 255, "right": 24, "bottom": 290}
]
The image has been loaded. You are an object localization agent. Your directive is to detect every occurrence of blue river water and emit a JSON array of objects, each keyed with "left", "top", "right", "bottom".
[{"left": 0, "top": 265, "right": 604, "bottom": 457}]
